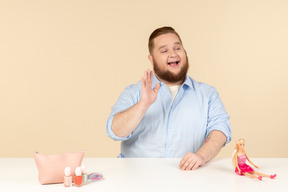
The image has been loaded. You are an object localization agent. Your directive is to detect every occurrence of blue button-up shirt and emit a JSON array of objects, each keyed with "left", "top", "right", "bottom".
[{"left": 106, "top": 74, "right": 231, "bottom": 158}]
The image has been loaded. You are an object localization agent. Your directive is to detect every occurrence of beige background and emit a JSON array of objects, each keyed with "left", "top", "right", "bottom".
[{"left": 0, "top": 0, "right": 287, "bottom": 158}]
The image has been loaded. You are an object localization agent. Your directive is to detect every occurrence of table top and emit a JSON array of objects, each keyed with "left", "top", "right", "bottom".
[{"left": 0, "top": 158, "right": 286, "bottom": 192}]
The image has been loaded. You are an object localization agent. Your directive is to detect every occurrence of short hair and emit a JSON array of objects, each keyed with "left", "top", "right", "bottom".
[{"left": 148, "top": 26, "right": 182, "bottom": 54}]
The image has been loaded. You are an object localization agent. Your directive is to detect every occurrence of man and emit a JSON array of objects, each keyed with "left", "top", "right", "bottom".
[{"left": 106, "top": 26, "right": 231, "bottom": 170}]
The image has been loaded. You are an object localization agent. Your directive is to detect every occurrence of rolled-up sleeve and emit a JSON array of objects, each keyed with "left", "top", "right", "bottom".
[
  {"left": 206, "top": 87, "right": 232, "bottom": 145},
  {"left": 106, "top": 114, "right": 132, "bottom": 141},
  {"left": 106, "top": 84, "right": 139, "bottom": 141}
]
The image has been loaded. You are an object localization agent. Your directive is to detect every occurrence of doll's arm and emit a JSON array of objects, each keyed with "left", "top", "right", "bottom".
[
  {"left": 235, "top": 154, "right": 241, "bottom": 174},
  {"left": 246, "top": 154, "right": 259, "bottom": 168}
]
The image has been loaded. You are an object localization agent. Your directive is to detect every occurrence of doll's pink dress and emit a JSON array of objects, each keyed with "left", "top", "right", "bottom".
[{"left": 235, "top": 155, "right": 254, "bottom": 175}]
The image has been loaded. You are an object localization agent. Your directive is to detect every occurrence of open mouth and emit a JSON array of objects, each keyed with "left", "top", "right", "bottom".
[{"left": 167, "top": 61, "right": 180, "bottom": 67}]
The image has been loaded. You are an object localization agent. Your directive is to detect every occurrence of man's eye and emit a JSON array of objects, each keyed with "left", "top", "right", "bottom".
[{"left": 161, "top": 50, "right": 167, "bottom": 53}]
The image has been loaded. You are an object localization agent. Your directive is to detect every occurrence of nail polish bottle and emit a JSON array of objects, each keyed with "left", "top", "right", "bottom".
[
  {"left": 64, "top": 167, "right": 72, "bottom": 187},
  {"left": 74, "top": 167, "right": 83, "bottom": 187},
  {"left": 81, "top": 165, "right": 88, "bottom": 185}
]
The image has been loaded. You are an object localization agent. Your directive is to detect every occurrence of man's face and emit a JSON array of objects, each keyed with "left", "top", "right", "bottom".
[{"left": 149, "top": 33, "right": 189, "bottom": 85}]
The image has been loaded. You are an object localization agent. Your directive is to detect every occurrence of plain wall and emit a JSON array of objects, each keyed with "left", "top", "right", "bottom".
[{"left": 0, "top": 0, "right": 287, "bottom": 158}]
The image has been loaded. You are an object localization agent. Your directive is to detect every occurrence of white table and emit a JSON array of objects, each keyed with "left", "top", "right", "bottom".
[{"left": 0, "top": 158, "right": 286, "bottom": 192}]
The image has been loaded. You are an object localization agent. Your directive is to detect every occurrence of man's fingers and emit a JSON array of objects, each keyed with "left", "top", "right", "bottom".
[
  {"left": 140, "top": 69, "right": 159, "bottom": 106},
  {"left": 153, "top": 83, "right": 160, "bottom": 94},
  {"left": 184, "top": 159, "right": 196, "bottom": 170},
  {"left": 182, "top": 159, "right": 201, "bottom": 171},
  {"left": 142, "top": 69, "right": 153, "bottom": 85},
  {"left": 144, "top": 70, "right": 148, "bottom": 81},
  {"left": 179, "top": 152, "right": 205, "bottom": 171},
  {"left": 179, "top": 157, "right": 187, "bottom": 169},
  {"left": 141, "top": 78, "right": 146, "bottom": 88},
  {"left": 147, "top": 69, "right": 151, "bottom": 80},
  {"left": 179, "top": 153, "right": 191, "bottom": 168},
  {"left": 141, "top": 69, "right": 150, "bottom": 88},
  {"left": 179, "top": 155, "right": 193, "bottom": 170},
  {"left": 147, "top": 69, "right": 153, "bottom": 85},
  {"left": 180, "top": 161, "right": 189, "bottom": 170},
  {"left": 192, "top": 161, "right": 201, "bottom": 170}
]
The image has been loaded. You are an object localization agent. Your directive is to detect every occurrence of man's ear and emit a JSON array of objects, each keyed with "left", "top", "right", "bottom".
[{"left": 148, "top": 55, "right": 153, "bottom": 66}]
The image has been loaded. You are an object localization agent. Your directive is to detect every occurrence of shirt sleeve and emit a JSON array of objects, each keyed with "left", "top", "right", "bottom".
[
  {"left": 106, "top": 84, "right": 140, "bottom": 141},
  {"left": 206, "top": 87, "right": 232, "bottom": 145}
]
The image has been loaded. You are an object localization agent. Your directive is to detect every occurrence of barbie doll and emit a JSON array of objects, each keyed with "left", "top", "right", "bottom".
[{"left": 232, "top": 139, "right": 276, "bottom": 180}]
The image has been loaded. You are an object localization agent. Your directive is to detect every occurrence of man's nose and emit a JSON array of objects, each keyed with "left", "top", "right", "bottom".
[{"left": 169, "top": 50, "right": 178, "bottom": 57}]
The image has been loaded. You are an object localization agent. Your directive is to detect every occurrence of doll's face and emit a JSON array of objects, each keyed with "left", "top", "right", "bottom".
[{"left": 238, "top": 141, "right": 245, "bottom": 151}]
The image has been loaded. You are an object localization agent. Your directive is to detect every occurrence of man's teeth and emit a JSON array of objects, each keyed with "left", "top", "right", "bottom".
[{"left": 168, "top": 62, "right": 179, "bottom": 65}]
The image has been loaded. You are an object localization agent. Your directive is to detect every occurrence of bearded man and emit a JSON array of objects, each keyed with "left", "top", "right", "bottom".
[{"left": 106, "top": 26, "right": 231, "bottom": 170}]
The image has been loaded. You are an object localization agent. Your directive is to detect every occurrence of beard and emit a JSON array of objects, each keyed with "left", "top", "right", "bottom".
[{"left": 153, "top": 56, "right": 189, "bottom": 84}]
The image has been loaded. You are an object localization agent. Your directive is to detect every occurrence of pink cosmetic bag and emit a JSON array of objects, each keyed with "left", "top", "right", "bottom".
[{"left": 34, "top": 151, "right": 85, "bottom": 185}]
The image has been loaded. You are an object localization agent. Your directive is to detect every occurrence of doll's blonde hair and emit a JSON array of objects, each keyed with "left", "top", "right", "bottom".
[{"left": 232, "top": 139, "right": 245, "bottom": 166}]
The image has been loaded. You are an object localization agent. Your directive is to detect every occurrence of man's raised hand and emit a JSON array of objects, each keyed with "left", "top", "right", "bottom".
[{"left": 140, "top": 69, "right": 160, "bottom": 107}]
